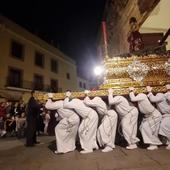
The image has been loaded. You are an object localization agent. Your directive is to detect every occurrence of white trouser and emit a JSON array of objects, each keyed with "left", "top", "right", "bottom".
[
  {"left": 140, "top": 109, "right": 162, "bottom": 145},
  {"left": 44, "top": 122, "right": 49, "bottom": 134},
  {"left": 121, "top": 107, "right": 140, "bottom": 145},
  {"left": 55, "top": 114, "right": 80, "bottom": 153},
  {"left": 78, "top": 110, "right": 98, "bottom": 150}
]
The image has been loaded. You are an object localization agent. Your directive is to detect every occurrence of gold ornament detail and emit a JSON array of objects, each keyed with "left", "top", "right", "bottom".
[
  {"left": 164, "top": 59, "right": 170, "bottom": 76},
  {"left": 35, "top": 54, "right": 170, "bottom": 101}
]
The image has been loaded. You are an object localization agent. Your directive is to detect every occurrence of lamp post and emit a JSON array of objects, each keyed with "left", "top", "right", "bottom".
[{"left": 94, "top": 66, "right": 104, "bottom": 88}]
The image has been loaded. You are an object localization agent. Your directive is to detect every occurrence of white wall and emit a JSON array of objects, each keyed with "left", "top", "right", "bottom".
[{"left": 140, "top": 0, "right": 170, "bottom": 50}]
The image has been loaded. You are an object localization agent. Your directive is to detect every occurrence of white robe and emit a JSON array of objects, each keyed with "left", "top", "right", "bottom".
[
  {"left": 148, "top": 92, "right": 170, "bottom": 141},
  {"left": 64, "top": 97, "right": 98, "bottom": 151},
  {"left": 84, "top": 96, "right": 117, "bottom": 148},
  {"left": 129, "top": 92, "right": 162, "bottom": 145},
  {"left": 165, "top": 91, "right": 170, "bottom": 104},
  {"left": 108, "top": 94, "right": 139, "bottom": 145},
  {"left": 45, "top": 99, "right": 80, "bottom": 153}
]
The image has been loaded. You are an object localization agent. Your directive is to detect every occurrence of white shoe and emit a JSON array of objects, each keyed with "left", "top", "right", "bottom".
[
  {"left": 80, "top": 150, "right": 93, "bottom": 154},
  {"left": 1, "top": 130, "right": 6, "bottom": 137},
  {"left": 54, "top": 150, "right": 58, "bottom": 154},
  {"left": 147, "top": 145, "right": 158, "bottom": 150},
  {"left": 126, "top": 144, "right": 137, "bottom": 150},
  {"left": 166, "top": 144, "right": 170, "bottom": 150},
  {"left": 166, "top": 140, "right": 170, "bottom": 145},
  {"left": 102, "top": 146, "right": 113, "bottom": 152}
]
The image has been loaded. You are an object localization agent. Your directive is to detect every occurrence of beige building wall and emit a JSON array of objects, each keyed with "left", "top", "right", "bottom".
[
  {"left": 77, "top": 77, "right": 90, "bottom": 91},
  {"left": 0, "top": 15, "right": 78, "bottom": 102},
  {"left": 140, "top": 0, "right": 170, "bottom": 50}
]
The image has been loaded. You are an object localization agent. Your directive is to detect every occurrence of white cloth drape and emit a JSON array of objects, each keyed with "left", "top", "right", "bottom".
[
  {"left": 129, "top": 92, "right": 162, "bottom": 145},
  {"left": 84, "top": 96, "right": 117, "bottom": 148},
  {"left": 45, "top": 99, "right": 80, "bottom": 153},
  {"left": 165, "top": 91, "right": 170, "bottom": 102},
  {"left": 64, "top": 97, "right": 98, "bottom": 150},
  {"left": 108, "top": 94, "right": 139, "bottom": 145},
  {"left": 148, "top": 92, "right": 170, "bottom": 142}
]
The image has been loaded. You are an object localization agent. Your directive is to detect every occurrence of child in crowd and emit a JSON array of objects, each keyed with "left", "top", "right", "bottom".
[
  {"left": 43, "top": 110, "right": 50, "bottom": 135},
  {"left": 5, "top": 114, "right": 16, "bottom": 136},
  {"left": 0, "top": 116, "right": 6, "bottom": 137},
  {"left": 16, "top": 112, "right": 26, "bottom": 138}
]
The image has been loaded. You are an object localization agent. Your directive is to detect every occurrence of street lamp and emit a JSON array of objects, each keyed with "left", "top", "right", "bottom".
[
  {"left": 94, "top": 66, "right": 103, "bottom": 76},
  {"left": 94, "top": 66, "right": 104, "bottom": 87}
]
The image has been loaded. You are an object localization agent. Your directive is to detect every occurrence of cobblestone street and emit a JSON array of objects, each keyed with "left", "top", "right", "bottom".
[{"left": 1, "top": 136, "right": 170, "bottom": 170}]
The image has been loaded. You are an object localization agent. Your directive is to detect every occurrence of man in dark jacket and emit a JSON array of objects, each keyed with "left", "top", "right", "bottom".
[{"left": 25, "top": 90, "right": 40, "bottom": 147}]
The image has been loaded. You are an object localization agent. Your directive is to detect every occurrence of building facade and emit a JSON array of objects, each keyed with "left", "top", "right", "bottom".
[
  {"left": 77, "top": 77, "right": 90, "bottom": 91},
  {"left": 99, "top": 0, "right": 160, "bottom": 57},
  {"left": 0, "top": 15, "right": 78, "bottom": 102},
  {"left": 140, "top": 0, "right": 170, "bottom": 50}
]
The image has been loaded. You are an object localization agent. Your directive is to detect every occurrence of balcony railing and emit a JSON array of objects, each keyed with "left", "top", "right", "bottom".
[{"left": 5, "top": 77, "right": 58, "bottom": 92}]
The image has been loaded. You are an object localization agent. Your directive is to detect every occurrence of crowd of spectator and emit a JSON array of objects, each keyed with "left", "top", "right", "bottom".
[{"left": 0, "top": 100, "right": 52, "bottom": 138}]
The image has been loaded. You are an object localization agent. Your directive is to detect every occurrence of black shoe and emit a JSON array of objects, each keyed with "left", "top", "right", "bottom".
[
  {"left": 25, "top": 144, "right": 35, "bottom": 147},
  {"left": 34, "top": 141, "right": 40, "bottom": 144}
]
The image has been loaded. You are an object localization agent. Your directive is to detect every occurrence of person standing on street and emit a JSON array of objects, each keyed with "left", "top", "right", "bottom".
[{"left": 25, "top": 90, "right": 41, "bottom": 147}]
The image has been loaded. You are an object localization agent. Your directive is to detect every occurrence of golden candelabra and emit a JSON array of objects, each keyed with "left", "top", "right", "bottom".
[{"left": 35, "top": 53, "right": 170, "bottom": 101}]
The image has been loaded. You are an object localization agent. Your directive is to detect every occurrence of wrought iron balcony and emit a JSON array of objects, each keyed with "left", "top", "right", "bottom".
[{"left": 5, "top": 77, "right": 55, "bottom": 92}]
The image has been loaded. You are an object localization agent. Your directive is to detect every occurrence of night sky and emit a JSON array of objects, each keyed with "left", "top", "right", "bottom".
[{"left": 0, "top": 0, "right": 106, "bottom": 79}]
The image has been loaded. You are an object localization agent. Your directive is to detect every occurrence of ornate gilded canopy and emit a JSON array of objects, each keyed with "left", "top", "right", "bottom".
[{"left": 35, "top": 53, "right": 170, "bottom": 101}]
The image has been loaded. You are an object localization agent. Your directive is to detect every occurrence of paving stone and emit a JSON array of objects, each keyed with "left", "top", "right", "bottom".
[{"left": 0, "top": 136, "right": 170, "bottom": 170}]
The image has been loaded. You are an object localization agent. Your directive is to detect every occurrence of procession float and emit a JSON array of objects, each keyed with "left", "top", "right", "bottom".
[
  {"left": 35, "top": 10, "right": 170, "bottom": 101},
  {"left": 35, "top": 47, "right": 170, "bottom": 101}
]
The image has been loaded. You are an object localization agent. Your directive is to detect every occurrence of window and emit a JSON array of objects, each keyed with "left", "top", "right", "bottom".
[
  {"left": 34, "top": 74, "right": 43, "bottom": 90},
  {"left": 11, "top": 40, "right": 24, "bottom": 59},
  {"left": 51, "top": 59, "right": 58, "bottom": 73},
  {"left": 79, "top": 81, "right": 82, "bottom": 88},
  {"left": 66, "top": 73, "right": 70, "bottom": 80},
  {"left": 50, "top": 79, "right": 58, "bottom": 92},
  {"left": 7, "top": 67, "right": 22, "bottom": 88},
  {"left": 35, "top": 52, "right": 44, "bottom": 68},
  {"left": 83, "top": 83, "right": 86, "bottom": 89},
  {"left": 58, "top": 87, "right": 62, "bottom": 92}
]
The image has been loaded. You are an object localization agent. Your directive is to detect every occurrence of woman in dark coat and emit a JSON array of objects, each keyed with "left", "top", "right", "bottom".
[{"left": 25, "top": 91, "right": 40, "bottom": 146}]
